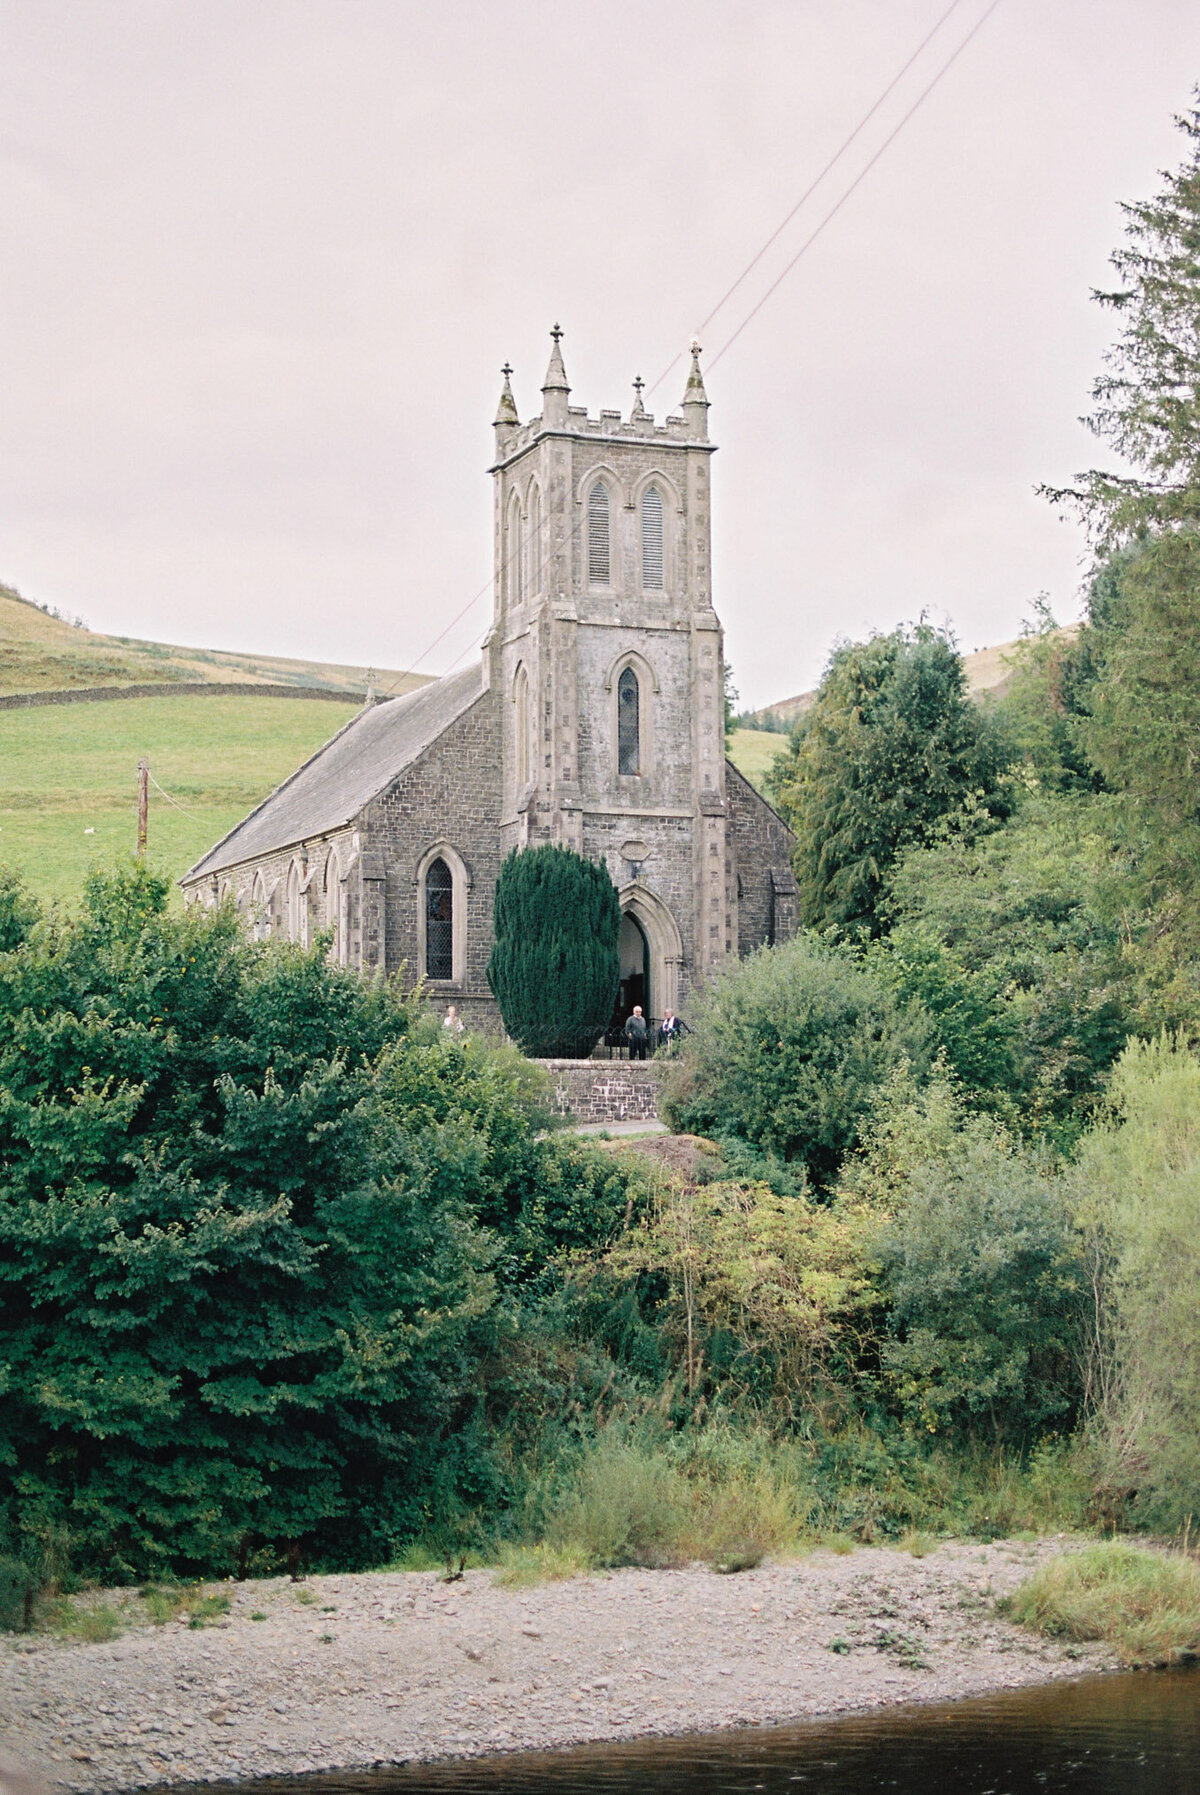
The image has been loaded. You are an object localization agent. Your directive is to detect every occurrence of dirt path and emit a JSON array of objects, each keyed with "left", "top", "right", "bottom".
[{"left": 0, "top": 1538, "right": 1114, "bottom": 1791}]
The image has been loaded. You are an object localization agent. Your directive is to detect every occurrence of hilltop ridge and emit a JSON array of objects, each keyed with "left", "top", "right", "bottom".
[{"left": 0, "top": 581, "right": 430, "bottom": 701}]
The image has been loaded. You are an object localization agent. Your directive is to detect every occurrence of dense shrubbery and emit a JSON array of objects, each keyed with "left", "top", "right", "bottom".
[
  {"left": 0, "top": 864, "right": 643, "bottom": 1583},
  {"left": 661, "top": 935, "right": 931, "bottom": 1186},
  {"left": 1074, "top": 1036, "right": 1200, "bottom": 1530}
]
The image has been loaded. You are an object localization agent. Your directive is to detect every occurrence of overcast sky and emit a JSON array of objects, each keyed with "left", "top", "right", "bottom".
[{"left": 3, "top": 1, "right": 1198, "bottom": 707}]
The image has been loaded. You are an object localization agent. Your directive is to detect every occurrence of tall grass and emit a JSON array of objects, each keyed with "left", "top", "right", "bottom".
[
  {"left": 1002, "top": 1540, "right": 1200, "bottom": 1664},
  {"left": 479, "top": 1420, "right": 1092, "bottom": 1582}
]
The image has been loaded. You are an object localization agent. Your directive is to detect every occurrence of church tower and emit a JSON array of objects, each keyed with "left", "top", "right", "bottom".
[{"left": 485, "top": 328, "right": 732, "bottom": 1014}]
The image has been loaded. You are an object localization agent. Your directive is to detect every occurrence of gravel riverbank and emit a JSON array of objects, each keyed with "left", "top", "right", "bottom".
[{"left": 0, "top": 1538, "right": 1115, "bottom": 1792}]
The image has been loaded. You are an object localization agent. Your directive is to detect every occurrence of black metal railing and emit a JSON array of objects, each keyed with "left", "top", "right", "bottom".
[{"left": 594, "top": 1019, "right": 669, "bottom": 1060}]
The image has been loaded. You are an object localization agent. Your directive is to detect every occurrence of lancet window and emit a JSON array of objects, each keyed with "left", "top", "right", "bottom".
[
  {"left": 425, "top": 857, "right": 454, "bottom": 980},
  {"left": 588, "top": 481, "right": 610, "bottom": 585},
  {"left": 641, "top": 484, "right": 664, "bottom": 589},
  {"left": 617, "top": 666, "right": 640, "bottom": 775}
]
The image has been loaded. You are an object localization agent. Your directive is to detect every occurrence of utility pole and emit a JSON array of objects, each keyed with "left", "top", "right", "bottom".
[{"left": 137, "top": 759, "right": 149, "bottom": 855}]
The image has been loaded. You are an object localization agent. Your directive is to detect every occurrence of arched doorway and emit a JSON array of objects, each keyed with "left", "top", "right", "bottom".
[{"left": 616, "top": 911, "right": 650, "bottom": 1027}]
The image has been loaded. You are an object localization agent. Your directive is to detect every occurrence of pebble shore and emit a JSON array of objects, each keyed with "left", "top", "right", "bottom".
[{"left": 0, "top": 1538, "right": 1115, "bottom": 1792}]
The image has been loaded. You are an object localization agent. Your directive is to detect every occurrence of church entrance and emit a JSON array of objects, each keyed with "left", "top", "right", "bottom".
[{"left": 616, "top": 911, "right": 650, "bottom": 1028}]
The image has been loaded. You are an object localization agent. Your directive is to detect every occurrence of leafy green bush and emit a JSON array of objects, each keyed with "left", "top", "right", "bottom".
[
  {"left": 661, "top": 934, "right": 931, "bottom": 1185},
  {"left": 884, "top": 793, "right": 1135, "bottom": 1138},
  {"left": 874, "top": 1093, "right": 1085, "bottom": 1444},
  {"left": 0, "top": 862, "right": 557, "bottom": 1580},
  {"left": 0, "top": 868, "right": 38, "bottom": 954},
  {"left": 487, "top": 845, "right": 620, "bottom": 1058},
  {"left": 1075, "top": 1035, "right": 1200, "bottom": 1528}
]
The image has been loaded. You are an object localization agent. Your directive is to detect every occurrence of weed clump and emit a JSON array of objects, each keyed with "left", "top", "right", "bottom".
[{"left": 1001, "top": 1541, "right": 1200, "bottom": 1664}]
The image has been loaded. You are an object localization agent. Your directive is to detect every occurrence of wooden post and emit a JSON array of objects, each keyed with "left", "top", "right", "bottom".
[{"left": 137, "top": 759, "right": 149, "bottom": 855}]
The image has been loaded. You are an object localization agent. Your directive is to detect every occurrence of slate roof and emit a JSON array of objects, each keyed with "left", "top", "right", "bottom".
[{"left": 182, "top": 663, "right": 485, "bottom": 881}]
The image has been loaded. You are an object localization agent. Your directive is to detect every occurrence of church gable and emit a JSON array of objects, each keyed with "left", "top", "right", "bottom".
[{"left": 183, "top": 663, "right": 483, "bottom": 883}]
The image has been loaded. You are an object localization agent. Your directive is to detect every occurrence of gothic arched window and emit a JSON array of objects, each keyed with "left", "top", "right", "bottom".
[
  {"left": 617, "top": 666, "right": 640, "bottom": 775},
  {"left": 528, "top": 486, "right": 542, "bottom": 596},
  {"left": 641, "top": 484, "right": 664, "bottom": 589},
  {"left": 286, "top": 860, "right": 304, "bottom": 944},
  {"left": 425, "top": 857, "right": 454, "bottom": 980},
  {"left": 324, "top": 849, "right": 342, "bottom": 963},
  {"left": 588, "top": 481, "right": 610, "bottom": 585}
]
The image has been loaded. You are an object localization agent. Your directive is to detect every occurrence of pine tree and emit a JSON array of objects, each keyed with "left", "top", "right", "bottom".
[{"left": 487, "top": 844, "right": 621, "bottom": 1057}]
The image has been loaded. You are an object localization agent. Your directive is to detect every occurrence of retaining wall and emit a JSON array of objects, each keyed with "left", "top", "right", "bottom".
[{"left": 534, "top": 1058, "right": 664, "bottom": 1124}]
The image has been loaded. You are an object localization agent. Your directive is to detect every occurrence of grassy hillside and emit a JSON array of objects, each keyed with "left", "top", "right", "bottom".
[
  {"left": 727, "top": 727, "right": 788, "bottom": 793},
  {"left": 0, "top": 580, "right": 427, "bottom": 699},
  {"left": 0, "top": 693, "right": 361, "bottom": 904}
]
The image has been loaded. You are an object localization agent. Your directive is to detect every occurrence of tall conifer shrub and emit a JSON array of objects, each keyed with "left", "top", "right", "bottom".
[{"left": 487, "top": 845, "right": 621, "bottom": 1057}]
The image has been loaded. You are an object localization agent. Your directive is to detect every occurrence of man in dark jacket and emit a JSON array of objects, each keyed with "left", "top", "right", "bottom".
[{"left": 624, "top": 1005, "right": 648, "bottom": 1060}]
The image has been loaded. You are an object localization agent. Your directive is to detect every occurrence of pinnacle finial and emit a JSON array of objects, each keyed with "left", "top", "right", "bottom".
[
  {"left": 494, "top": 361, "right": 519, "bottom": 427},
  {"left": 541, "top": 323, "right": 570, "bottom": 398},
  {"left": 631, "top": 374, "right": 647, "bottom": 421},
  {"left": 682, "top": 340, "right": 709, "bottom": 437},
  {"left": 683, "top": 339, "right": 708, "bottom": 402}
]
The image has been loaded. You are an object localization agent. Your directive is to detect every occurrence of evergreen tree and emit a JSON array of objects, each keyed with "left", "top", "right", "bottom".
[
  {"left": 768, "top": 623, "right": 1010, "bottom": 934},
  {"left": 487, "top": 845, "right": 620, "bottom": 1057},
  {"left": 1046, "top": 102, "right": 1200, "bottom": 898}
]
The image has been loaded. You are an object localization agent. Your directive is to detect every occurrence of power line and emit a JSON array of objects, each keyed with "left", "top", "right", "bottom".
[
  {"left": 644, "top": 0, "right": 970, "bottom": 400},
  {"left": 708, "top": 0, "right": 1003, "bottom": 372},
  {"left": 383, "top": 0, "right": 1001, "bottom": 691},
  {"left": 147, "top": 769, "right": 201, "bottom": 819}
]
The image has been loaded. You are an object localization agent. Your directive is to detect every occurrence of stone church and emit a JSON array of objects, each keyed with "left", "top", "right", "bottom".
[{"left": 182, "top": 330, "right": 797, "bottom": 1031}]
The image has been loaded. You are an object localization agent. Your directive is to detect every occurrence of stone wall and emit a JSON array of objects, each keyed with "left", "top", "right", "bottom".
[
  {"left": 726, "top": 761, "right": 798, "bottom": 952},
  {"left": 0, "top": 682, "right": 363, "bottom": 710},
  {"left": 368, "top": 688, "right": 504, "bottom": 1019},
  {"left": 535, "top": 1058, "right": 665, "bottom": 1124}
]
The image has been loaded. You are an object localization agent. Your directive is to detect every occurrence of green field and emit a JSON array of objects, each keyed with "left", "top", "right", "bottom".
[
  {"left": 727, "top": 727, "right": 788, "bottom": 792},
  {"left": 0, "top": 693, "right": 360, "bottom": 905},
  {"left": 0, "top": 702, "right": 794, "bottom": 911}
]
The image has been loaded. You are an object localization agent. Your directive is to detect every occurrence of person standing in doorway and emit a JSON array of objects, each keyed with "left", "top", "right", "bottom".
[{"left": 625, "top": 1004, "right": 648, "bottom": 1060}]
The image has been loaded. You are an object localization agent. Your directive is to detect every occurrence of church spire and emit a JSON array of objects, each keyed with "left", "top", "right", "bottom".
[
  {"left": 681, "top": 338, "right": 709, "bottom": 438},
  {"left": 494, "top": 362, "right": 519, "bottom": 428},
  {"left": 541, "top": 323, "right": 570, "bottom": 425}
]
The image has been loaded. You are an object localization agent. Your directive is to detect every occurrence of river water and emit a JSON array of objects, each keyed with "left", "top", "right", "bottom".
[{"left": 210, "top": 1668, "right": 1200, "bottom": 1794}]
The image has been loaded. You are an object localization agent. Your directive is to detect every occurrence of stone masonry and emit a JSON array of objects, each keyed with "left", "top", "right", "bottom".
[{"left": 536, "top": 1059, "right": 665, "bottom": 1124}]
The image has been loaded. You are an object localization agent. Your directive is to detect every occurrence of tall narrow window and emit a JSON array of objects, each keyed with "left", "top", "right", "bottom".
[
  {"left": 286, "top": 861, "right": 303, "bottom": 944},
  {"left": 641, "top": 484, "right": 664, "bottom": 589},
  {"left": 588, "top": 481, "right": 610, "bottom": 585},
  {"left": 324, "top": 851, "right": 342, "bottom": 962},
  {"left": 507, "top": 494, "right": 522, "bottom": 605},
  {"left": 425, "top": 857, "right": 454, "bottom": 979},
  {"left": 617, "top": 666, "right": 640, "bottom": 775},
  {"left": 528, "top": 486, "right": 542, "bottom": 595},
  {"left": 514, "top": 664, "right": 531, "bottom": 786}
]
